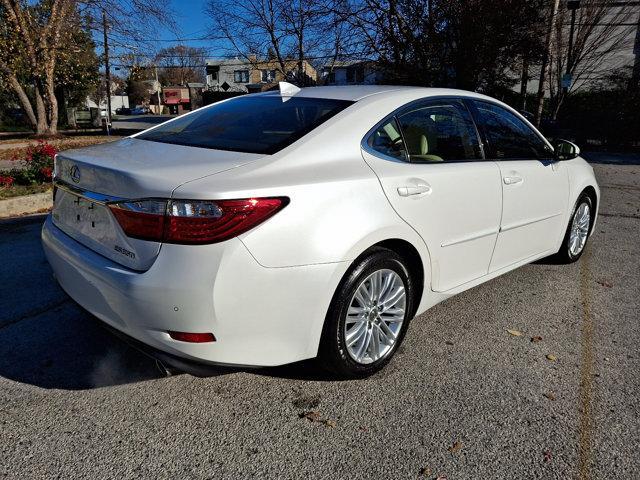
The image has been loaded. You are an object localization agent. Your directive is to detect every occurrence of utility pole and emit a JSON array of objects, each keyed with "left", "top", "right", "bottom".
[
  {"left": 534, "top": 0, "right": 561, "bottom": 127},
  {"left": 102, "top": 10, "right": 112, "bottom": 133},
  {"left": 155, "top": 66, "right": 162, "bottom": 114}
]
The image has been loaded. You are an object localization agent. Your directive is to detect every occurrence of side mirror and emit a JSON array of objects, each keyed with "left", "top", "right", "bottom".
[{"left": 554, "top": 139, "right": 580, "bottom": 161}]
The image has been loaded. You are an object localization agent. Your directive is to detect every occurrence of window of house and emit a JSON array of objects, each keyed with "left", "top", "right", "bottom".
[
  {"left": 234, "top": 70, "right": 250, "bottom": 83},
  {"left": 261, "top": 69, "right": 277, "bottom": 83},
  {"left": 346, "top": 66, "right": 364, "bottom": 83},
  {"left": 395, "top": 100, "right": 482, "bottom": 162},
  {"left": 471, "top": 100, "right": 553, "bottom": 159}
]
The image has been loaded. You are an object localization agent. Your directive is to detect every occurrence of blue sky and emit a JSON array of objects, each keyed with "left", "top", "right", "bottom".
[
  {"left": 103, "top": 0, "right": 229, "bottom": 65},
  {"left": 149, "top": 0, "right": 219, "bottom": 56}
]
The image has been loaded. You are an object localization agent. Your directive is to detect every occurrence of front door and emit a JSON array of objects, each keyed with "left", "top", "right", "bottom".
[
  {"left": 362, "top": 98, "right": 502, "bottom": 292},
  {"left": 468, "top": 100, "right": 569, "bottom": 271}
]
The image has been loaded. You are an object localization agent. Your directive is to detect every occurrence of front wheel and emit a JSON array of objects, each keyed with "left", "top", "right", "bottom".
[
  {"left": 318, "top": 248, "right": 415, "bottom": 378},
  {"left": 554, "top": 194, "right": 593, "bottom": 263}
]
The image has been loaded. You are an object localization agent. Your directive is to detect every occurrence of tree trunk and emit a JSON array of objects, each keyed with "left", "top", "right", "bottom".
[
  {"left": 45, "top": 64, "right": 59, "bottom": 135},
  {"left": 520, "top": 57, "right": 529, "bottom": 111},
  {"left": 534, "top": 0, "right": 560, "bottom": 127},
  {"left": 6, "top": 76, "right": 38, "bottom": 129},
  {"left": 34, "top": 84, "right": 49, "bottom": 136}
]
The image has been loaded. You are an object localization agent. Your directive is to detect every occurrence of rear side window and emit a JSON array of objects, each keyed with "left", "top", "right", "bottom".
[
  {"left": 367, "top": 118, "right": 408, "bottom": 161},
  {"left": 396, "top": 101, "right": 482, "bottom": 162},
  {"left": 471, "top": 101, "right": 553, "bottom": 159},
  {"left": 137, "top": 95, "right": 353, "bottom": 154}
]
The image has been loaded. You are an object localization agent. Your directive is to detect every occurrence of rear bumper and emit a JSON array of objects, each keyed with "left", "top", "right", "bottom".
[{"left": 42, "top": 215, "right": 347, "bottom": 367}]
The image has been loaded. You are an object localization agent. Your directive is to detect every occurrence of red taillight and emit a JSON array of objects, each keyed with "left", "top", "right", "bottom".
[
  {"left": 109, "top": 200, "right": 167, "bottom": 241},
  {"left": 168, "top": 331, "right": 216, "bottom": 343},
  {"left": 108, "top": 197, "right": 288, "bottom": 245}
]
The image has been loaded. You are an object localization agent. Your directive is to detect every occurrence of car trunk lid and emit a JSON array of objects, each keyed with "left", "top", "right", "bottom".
[{"left": 52, "top": 138, "right": 264, "bottom": 270}]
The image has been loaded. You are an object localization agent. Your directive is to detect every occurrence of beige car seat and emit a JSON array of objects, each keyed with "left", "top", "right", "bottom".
[{"left": 402, "top": 118, "right": 444, "bottom": 162}]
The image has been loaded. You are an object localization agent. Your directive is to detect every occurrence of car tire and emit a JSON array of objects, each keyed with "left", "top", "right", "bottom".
[
  {"left": 554, "top": 193, "right": 593, "bottom": 264},
  {"left": 318, "top": 248, "right": 415, "bottom": 379}
]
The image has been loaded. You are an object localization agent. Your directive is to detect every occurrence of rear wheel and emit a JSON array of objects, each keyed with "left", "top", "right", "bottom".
[
  {"left": 318, "top": 248, "right": 415, "bottom": 378},
  {"left": 555, "top": 194, "right": 593, "bottom": 263}
]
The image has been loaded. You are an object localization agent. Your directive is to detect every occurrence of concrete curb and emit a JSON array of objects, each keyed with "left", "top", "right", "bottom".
[{"left": 0, "top": 191, "right": 52, "bottom": 218}]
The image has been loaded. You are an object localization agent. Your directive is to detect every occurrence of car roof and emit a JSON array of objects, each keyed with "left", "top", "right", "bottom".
[{"left": 259, "top": 85, "right": 494, "bottom": 102}]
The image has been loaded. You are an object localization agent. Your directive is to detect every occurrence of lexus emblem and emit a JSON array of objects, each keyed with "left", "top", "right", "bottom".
[{"left": 69, "top": 165, "right": 81, "bottom": 184}]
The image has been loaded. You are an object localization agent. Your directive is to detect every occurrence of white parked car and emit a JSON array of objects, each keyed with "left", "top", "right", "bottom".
[{"left": 42, "top": 84, "right": 599, "bottom": 378}]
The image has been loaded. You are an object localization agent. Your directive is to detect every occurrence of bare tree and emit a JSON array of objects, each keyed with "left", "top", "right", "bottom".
[
  {"left": 206, "top": 0, "right": 351, "bottom": 84},
  {"left": 155, "top": 45, "right": 206, "bottom": 86},
  {"left": 547, "top": 0, "right": 637, "bottom": 119}
]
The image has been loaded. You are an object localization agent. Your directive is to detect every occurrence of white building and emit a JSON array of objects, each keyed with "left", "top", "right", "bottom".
[{"left": 321, "top": 61, "right": 381, "bottom": 86}]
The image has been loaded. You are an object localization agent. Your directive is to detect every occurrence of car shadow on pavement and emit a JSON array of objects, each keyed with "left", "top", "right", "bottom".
[
  {"left": 0, "top": 214, "right": 174, "bottom": 390},
  {"left": 0, "top": 301, "right": 174, "bottom": 390}
]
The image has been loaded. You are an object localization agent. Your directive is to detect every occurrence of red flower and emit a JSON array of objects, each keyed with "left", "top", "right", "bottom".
[
  {"left": 0, "top": 175, "right": 14, "bottom": 187},
  {"left": 40, "top": 167, "right": 53, "bottom": 180},
  {"left": 42, "top": 144, "right": 58, "bottom": 157}
]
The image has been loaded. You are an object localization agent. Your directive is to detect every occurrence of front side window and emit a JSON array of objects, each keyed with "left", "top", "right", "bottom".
[
  {"left": 234, "top": 70, "right": 249, "bottom": 83},
  {"left": 396, "top": 100, "right": 482, "bottom": 162},
  {"left": 471, "top": 100, "right": 553, "bottom": 159},
  {"left": 137, "top": 95, "right": 353, "bottom": 154}
]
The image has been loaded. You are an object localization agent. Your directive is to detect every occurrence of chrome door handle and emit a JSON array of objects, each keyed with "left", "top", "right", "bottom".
[
  {"left": 503, "top": 175, "right": 523, "bottom": 185},
  {"left": 397, "top": 185, "right": 432, "bottom": 196}
]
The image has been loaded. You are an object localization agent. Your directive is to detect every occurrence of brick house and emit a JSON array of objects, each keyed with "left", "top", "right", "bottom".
[{"left": 205, "top": 57, "right": 318, "bottom": 93}]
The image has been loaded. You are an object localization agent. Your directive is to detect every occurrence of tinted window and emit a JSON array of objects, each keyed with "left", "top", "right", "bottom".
[
  {"left": 472, "top": 101, "right": 553, "bottom": 159},
  {"left": 138, "top": 96, "right": 353, "bottom": 154},
  {"left": 396, "top": 100, "right": 482, "bottom": 162},
  {"left": 367, "top": 118, "right": 408, "bottom": 161}
]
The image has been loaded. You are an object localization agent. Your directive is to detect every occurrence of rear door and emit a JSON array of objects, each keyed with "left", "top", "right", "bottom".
[
  {"left": 468, "top": 100, "right": 568, "bottom": 271},
  {"left": 362, "top": 98, "right": 502, "bottom": 292}
]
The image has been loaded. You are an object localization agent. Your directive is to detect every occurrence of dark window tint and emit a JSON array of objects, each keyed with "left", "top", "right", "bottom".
[
  {"left": 137, "top": 95, "right": 353, "bottom": 154},
  {"left": 396, "top": 101, "right": 482, "bottom": 162},
  {"left": 367, "top": 118, "right": 407, "bottom": 161},
  {"left": 472, "top": 101, "right": 553, "bottom": 159}
]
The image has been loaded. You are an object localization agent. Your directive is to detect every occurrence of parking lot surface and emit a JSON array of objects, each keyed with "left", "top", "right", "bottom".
[{"left": 0, "top": 162, "right": 638, "bottom": 479}]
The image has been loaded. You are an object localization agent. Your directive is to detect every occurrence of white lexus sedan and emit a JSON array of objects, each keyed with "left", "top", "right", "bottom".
[{"left": 42, "top": 84, "right": 599, "bottom": 378}]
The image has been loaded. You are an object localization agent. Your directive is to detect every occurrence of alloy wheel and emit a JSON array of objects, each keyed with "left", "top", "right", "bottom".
[
  {"left": 569, "top": 202, "right": 590, "bottom": 257},
  {"left": 344, "top": 269, "right": 406, "bottom": 364}
]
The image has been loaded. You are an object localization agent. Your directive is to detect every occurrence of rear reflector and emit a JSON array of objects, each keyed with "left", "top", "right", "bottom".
[
  {"left": 108, "top": 197, "right": 288, "bottom": 244},
  {"left": 168, "top": 331, "right": 216, "bottom": 343}
]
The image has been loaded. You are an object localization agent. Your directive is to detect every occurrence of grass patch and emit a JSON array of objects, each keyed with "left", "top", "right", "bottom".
[{"left": 0, "top": 183, "right": 52, "bottom": 200}]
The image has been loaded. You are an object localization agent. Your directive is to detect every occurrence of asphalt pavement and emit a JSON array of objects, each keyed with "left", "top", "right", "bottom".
[{"left": 0, "top": 162, "right": 638, "bottom": 479}]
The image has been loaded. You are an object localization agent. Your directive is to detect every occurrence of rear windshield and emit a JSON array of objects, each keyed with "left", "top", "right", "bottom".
[{"left": 137, "top": 95, "right": 354, "bottom": 154}]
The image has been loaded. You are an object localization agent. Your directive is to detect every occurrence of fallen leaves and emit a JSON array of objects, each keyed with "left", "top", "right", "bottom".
[
  {"left": 596, "top": 279, "right": 613, "bottom": 288},
  {"left": 507, "top": 329, "right": 523, "bottom": 337},
  {"left": 543, "top": 449, "right": 553, "bottom": 462},
  {"left": 448, "top": 441, "right": 463, "bottom": 453},
  {"left": 292, "top": 394, "right": 321, "bottom": 410},
  {"left": 298, "top": 411, "right": 337, "bottom": 428},
  {"left": 418, "top": 467, "right": 432, "bottom": 477},
  {"left": 531, "top": 336, "right": 543, "bottom": 343},
  {"left": 299, "top": 411, "right": 321, "bottom": 422},
  {"left": 543, "top": 392, "right": 556, "bottom": 401},
  {"left": 546, "top": 354, "right": 558, "bottom": 362}
]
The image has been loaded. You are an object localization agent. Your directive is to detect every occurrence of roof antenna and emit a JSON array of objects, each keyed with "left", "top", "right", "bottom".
[{"left": 279, "top": 81, "right": 301, "bottom": 97}]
